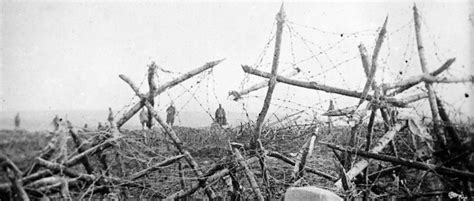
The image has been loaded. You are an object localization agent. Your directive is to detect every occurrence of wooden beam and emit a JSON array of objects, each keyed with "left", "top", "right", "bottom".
[
  {"left": 332, "top": 122, "right": 406, "bottom": 189},
  {"left": 253, "top": 5, "right": 286, "bottom": 147},
  {"left": 116, "top": 59, "right": 224, "bottom": 128},
  {"left": 389, "top": 58, "right": 455, "bottom": 95},
  {"left": 413, "top": 4, "right": 443, "bottom": 147},
  {"left": 0, "top": 154, "right": 29, "bottom": 201},
  {"left": 267, "top": 151, "right": 338, "bottom": 181},
  {"left": 358, "top": 17, "right": 387, "bottom": 106},
  {"left": 233, "top": 148, "right": 265, "bottom": 201},
  {"left": 229, "top": 67, "right": 300, "bottom": 101},
  {"left": 322, "top": 142, "right": 474, "bottom": 179},
  {"left": 290, "top": 130, "right": 318, "bottom": 184},
  {"left": 147, "top": 62, "right": 158, "bottom": 128},
  {"left": 131, "top": 154, "right": 185, "bottom": 180}
]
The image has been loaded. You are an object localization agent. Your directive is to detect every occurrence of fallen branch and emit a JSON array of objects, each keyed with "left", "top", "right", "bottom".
[
  {"left": 389, "top": 58, "right": 456, "bottom": 95},
  {"left": 267, "top": 151, "right": 337, "bottom": 181},
  {"left": 233, "top": 148, "right": 265, "bottom": 201},
  {"left": 69, "top": 128, "right": 94, "bottom": 174},
  {"left": 329, "top": 122, "right": 406, "bottom": 189},
  {"left": 131, "top": 154, "right": 185, "bottom": 180},
  {"left": 322, "top": 142, "right": 474, "bottom": 179},
  {"left": 0, "top": 154, "right": 29, "bottom": 201},
  {"left": 64, "top": 137, "right": 116, "bottom": 167},
  {"left": 290, "top": 129, "right": 318, "bottom": 184}
]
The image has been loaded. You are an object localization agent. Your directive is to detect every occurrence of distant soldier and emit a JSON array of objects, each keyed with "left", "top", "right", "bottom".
[
  {"left": 107, "top": 107, "right": 114, "bottom": 128},
  {"left": 14, "top": 112, "right": 20, "bottom": 129},
  {"left": 166, "top": 103, "right": 176, "bottom": 126},
  {"left": 52, "top": 115, "right": 60, "bottom": 131},
  {"left": 215, "top": 104, "right": 227, "bottom": 126},
  {"left": 327, "top": 100, "right": 334, "bottom": 132},
  {"left": 98, "top": 122, "right": 104, "bottom": 130},
  {"left": 139, "top": 108, "right": 149, "bottom": 130},
  {"left": 84, "top": 123, "right": 88, "bottom": 129}
]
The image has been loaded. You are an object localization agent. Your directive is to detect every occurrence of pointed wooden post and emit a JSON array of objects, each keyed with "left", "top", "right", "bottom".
[
  {"left": 252, "top": 5, "right": 286, "bottom": 148},
  {"left": 413, "top": 4, "right": 444, "bottom": 148},
  {"left": 119, "top": 74, "right": 217, "bottom": 199},
  {"left": 358, "top": 17, "right": 387, "bottom": 106},
  {"left": 147, "top": 62, "right": 157, "bottom": 129}
]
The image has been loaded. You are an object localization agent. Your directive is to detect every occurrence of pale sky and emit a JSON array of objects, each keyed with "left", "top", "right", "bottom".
[{"left": 1, "top": 1, "right": 473, "bottom": 121}]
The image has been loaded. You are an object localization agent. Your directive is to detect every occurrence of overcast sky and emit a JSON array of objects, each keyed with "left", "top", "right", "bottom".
[{"left": 1, "top": 1, "right": 472, "bottom": 121}]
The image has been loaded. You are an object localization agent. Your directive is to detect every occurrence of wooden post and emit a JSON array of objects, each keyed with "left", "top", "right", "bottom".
[
  {"left": 267, "top": 151, "right": 337, "bottom": 181},
  {"left": 389, "top": 58, "right": 455, "bottom": 95},
  {"left": 116, "top": 59, "right": 224, "bottom": 128},
  {"left": 333, "top": 122, "right": 405, "bottom": 189},
  {"left": 147, "top": 62, "right": 157, "bottom": 129},
  {"left": 120, "top": 74, "right": 217, "bottom": 199},
  {"left": 242, "top": 65, "right": 410, "bottom": 107},
  {"left": 253, "top": 5, "right": 285, "bottom": 147},
  {"left": 322, "top": 142, "right": 474, "bottom": 179},
  {"left": 233, "top": 148, "right": 265, "bottom": 201},
  {"left": 358, "top": 17, "right": 387, "bottom": 106},
  {"left": 413, "top": 4, "right": 444, "bottom": 148},
  {"left": 229, "top": 67, "right": 300, "bottom": 101},
  {"left": 68, "top": 128, "right": 94, "bottom": 174},
  {"left": 290, "top": 129, "right": 318, "bottom": 185},
  {"left": 0, "top": 154, "right": 29, "bottom": 201},
  {"left": 130, "top": 154, "right": 185, "bottom": 180}
]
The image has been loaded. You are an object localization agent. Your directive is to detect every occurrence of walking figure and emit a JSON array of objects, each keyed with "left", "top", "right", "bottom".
[
  {"left": 327, "top": 100, "right": 334, "bottom": 132},
  {"left": 98, "top": 122, "right": 104, "bottom": 130},
  {"left": 52, "top": 115, "right": 60, "bottom": 131},
  {"left": 107, "top": 107, "right": 114, "bottom": 128},
  {"left": 215, "top": 104, "right": 227, "bottom": 126},
  {"left": 14, "top": 112, "right": 20, "bottom": 129},
  {"left": 166, "top": 103, "right": 176, "bottom": 126},
  {"left": 139, "top": 108, "right": 149, "bottom": 130}
]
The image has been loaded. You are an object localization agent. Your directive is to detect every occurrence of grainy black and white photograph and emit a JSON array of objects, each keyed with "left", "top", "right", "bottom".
[{"left": 1, "top": 0, "right": 473, "bottom": 200}]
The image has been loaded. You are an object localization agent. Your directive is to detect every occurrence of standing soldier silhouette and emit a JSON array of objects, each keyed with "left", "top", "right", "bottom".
[
  {"left": 52, "top": 115, "right": 60, "bottom": 131},
  {"left": 107, "top": 107, "right": 114, "bottom": 128},
  {"left": 166, "top": 103, "right": 176, "bottom": 126},
  {"left": 14, "top": 112, "right": 20, "bottom": 129},
  {"left": 215, "top": 104, "right": 227, "bottom": 126},
  {"left": 327, "top": 100, "right": 334, "bottom": 132}
]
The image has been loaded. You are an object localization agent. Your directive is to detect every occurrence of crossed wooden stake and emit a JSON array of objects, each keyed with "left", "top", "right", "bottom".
[
  {"left": 118, "top": 59, "right": 224, "bottom": 199},
  {"left": 240, "top": 4, "right": 474, "bottom": 195}
]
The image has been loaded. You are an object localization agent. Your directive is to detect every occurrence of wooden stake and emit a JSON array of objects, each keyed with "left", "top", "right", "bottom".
[
  {"left": 0, "top": 154, "right": 29, "bottom": 201},
  {"left": 413, "top": 4, "right": 444, "bottom": 148},
  {"left": 242, "top": 65, "right": 410, "bottom": 107},
  {"left": 120, "top": 75, "right": 217, "bottom": 198},
  {"left": 267, "top": 151, "right": 337, "bottom": 181},
  {"left": 358, "top": 17, "right": 387, "bottom": 106},
  {"left": 333, "top": 122, "right": 405, "bottom": 189},
  {"left": 147, "top": 62, "right": 158, "bottom": 129},
  {"left": 131, "top": 154, "right": 185, "bottom": 180},
  {"left": 69, "top": 128, "right": 94, "bottom": 174},
  {"left": 322, "top": 142, "right": 474, "bottom": 179},
  {"left": 290, "top": 129, "right": 318, "bottom": 185},
  {"left": 233, "top": 148, "right": 265, "bottom": 201},
  {"left": 253, "top": 5, "right": 285, "bottom": 147},
  {"left": 389, "top": 58, "right": 455, "bottom": 95}
]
